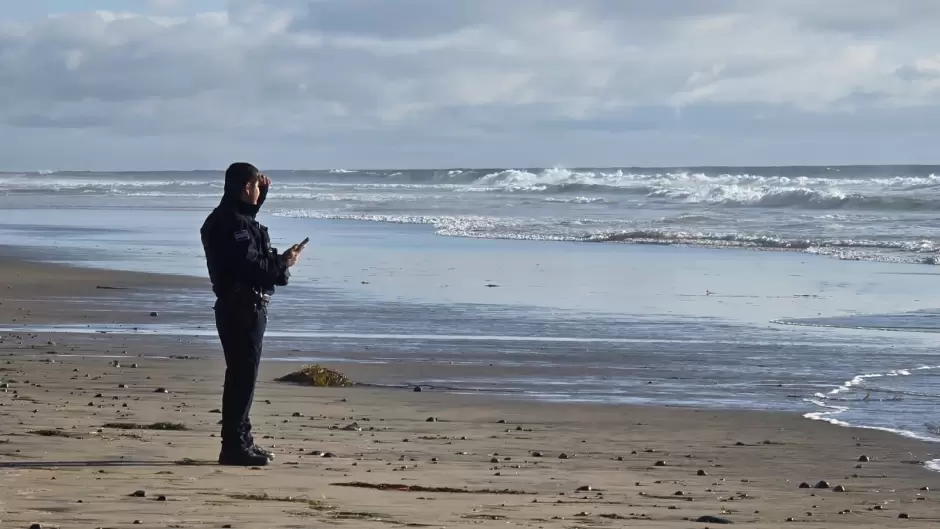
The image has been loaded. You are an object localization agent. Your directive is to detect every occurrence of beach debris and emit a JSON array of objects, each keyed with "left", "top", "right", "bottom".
[
  {"left": 340, "top": 422, "right": 361, "bottom": 431},
  {"left": 654, "top": 460, "right": 667, "bottom": 466},
  {"left": 29, "top": 524, "right": 42, "bottom": 529},
  {"left": 150, "top": 311, "right": 159, "bottom": 317},
  {"left": 102, "top": 422, "right": 189, "bottom": 431},
  {"left": 29, "top": 429, "right": 82, "bottom": 438},
  {"left": 425, "top": 416, "right": 437, "bottom": 422},
  {"left": 813, "top": 480, "right": 830, "bottom": 489},
  {"left": 413, "top": 386, "right": 422, "bottom": 392},
  {"left": 858, "top": 455, "right": 870, "bottom": 462},
  {"left": 332, "top": 482, "right": 532, "bottom": 494},
  {"left": 698, "top": 470, "right": 708, "bottom": 476},
  {"left": 899, "top": 513, "right": 910, "bottom": 519},
  {"left": 531, "top": 451, "right": 544, "bottom": 457},
  {"left": 832, "top": 485, "right": 846, "bottom": 492},
  {"left": 275, "top": 365, "right": 352, "bottom": 387},
  {"left": 130, "top": 490, "right": 146, "bottom": 497},
  {"left": 559, "top": 453, "right": 570, "bottom": 459},
  {"left": 154, "top": 387, "right": 168, "bottom": 393},
  {"left": 226, "top": 492, "right": 326, "bottom": 508},
  {"left": 921, "top": 486, "right": 930, "bottom": 491},
  {"left": 695, "top": 515, "right": 733, "bottom": 524},
  {"left": 576, "top": 485, "right": 597, "bottom": 492},
  {"left": 156, "top": 495, "right": 167, "bottom": 501},
  {"left": 798, "top": 482, "right": 810, "bottom": 488}
]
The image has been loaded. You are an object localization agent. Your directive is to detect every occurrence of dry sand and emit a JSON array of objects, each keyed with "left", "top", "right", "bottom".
[{"left": 2, "top": 256, "right": 940, "bottom": 528}]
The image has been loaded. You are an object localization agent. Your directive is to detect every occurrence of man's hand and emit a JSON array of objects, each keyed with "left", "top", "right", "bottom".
[
  {"left": 281, "top": 244, "right": 303, "bottom": 268},
  {"left": 259, "top": 174, "right": 271, "bottom": 189}
]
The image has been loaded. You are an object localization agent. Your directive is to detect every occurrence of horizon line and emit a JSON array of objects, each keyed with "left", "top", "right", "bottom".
[{"left": 5, "top": 162, "right": 940, "bottom": 173}]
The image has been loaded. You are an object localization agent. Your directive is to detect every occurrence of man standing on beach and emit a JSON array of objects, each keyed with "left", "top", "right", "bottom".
[{"left": 200, "top": 162, "right": 303, "bottom": 466}]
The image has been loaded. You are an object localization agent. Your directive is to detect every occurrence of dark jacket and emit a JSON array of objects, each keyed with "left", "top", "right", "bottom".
[{"left": 200, "top": 178, "right": 289, "bottom": 299}]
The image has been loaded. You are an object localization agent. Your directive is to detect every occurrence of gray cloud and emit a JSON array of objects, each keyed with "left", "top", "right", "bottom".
[{"left": 1, "top": 0, "right": 939, "bottom": 170}]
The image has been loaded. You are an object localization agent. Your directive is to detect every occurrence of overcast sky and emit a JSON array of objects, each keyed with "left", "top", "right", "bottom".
[{"left": 2, "top": 0, "right": 940, "bottom": 171}]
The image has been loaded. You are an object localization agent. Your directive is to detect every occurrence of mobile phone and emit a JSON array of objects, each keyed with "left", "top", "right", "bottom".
[{"left": 298, "top": 237, "right": 310, "bottom": 249}]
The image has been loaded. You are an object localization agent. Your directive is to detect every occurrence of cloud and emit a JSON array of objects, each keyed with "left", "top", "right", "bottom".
[{"left": 0, "top": 0, "right": 939, "bottom": 169}]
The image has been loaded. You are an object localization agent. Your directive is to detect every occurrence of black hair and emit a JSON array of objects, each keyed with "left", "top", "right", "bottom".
[{"left": 223, "top": 162, "right": 260, "bottom": 197}]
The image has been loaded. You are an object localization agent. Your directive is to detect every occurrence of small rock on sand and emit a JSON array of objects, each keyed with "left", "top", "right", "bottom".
[
  {"left": 130, "top": 490, "right": 146, "bottom": 497},
  {"left": 858, "top": 455, "right": 870, "bottom": 462},
  {"left": 813, "top": 480, "right": 830, "bottom": 489}
]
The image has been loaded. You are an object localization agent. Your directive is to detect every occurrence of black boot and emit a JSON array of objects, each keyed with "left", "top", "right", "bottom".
[
  {"left": 250, "top": 444, "right": 275, "bottom": 460},
  {"left": 218, "top": 448, "right": 269, "bottom": 466}
]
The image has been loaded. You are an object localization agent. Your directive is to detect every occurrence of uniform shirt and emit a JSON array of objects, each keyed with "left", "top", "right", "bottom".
[{"left": 200, "top": 191, "right": 290, "bottom": 298}]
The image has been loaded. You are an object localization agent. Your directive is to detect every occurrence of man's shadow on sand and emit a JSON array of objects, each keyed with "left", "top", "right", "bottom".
[{"left": 0, "top": 458, "right": 216, "bottom": 469}]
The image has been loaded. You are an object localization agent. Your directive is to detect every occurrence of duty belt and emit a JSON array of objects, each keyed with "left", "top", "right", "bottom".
[{"left": 229, "top": 284, "right": 270, "bottom": 307}]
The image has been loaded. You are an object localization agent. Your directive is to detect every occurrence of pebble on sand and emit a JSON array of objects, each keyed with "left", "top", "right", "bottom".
[{"left": 858, "top": 455, "right": 870, "bottom": 462}]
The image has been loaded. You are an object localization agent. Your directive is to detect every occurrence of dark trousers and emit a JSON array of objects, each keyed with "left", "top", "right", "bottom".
[{"left": 214, "top": 297, "right": 267, "bottom": 452}]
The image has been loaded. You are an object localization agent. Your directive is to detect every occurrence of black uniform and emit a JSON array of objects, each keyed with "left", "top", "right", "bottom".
[{"left": 200, "top": 163, "right": 290, "bottom": 464}]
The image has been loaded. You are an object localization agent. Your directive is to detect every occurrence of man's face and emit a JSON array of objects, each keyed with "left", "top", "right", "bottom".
[{"left": 242, "top": 175, "right": 262, "bottom": 205}]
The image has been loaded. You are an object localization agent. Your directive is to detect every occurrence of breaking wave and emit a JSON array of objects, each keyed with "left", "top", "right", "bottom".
[
  {"left": 6, "top": 167, "right": 940, "bottom": 212},
  {"left": 271, "top": 210, "right": 940, "bottom": 265}
]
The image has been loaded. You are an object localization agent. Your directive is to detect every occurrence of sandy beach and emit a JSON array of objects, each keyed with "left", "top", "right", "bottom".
[{"left": 3, "top": 257, "right": 940, "bottom": 528}]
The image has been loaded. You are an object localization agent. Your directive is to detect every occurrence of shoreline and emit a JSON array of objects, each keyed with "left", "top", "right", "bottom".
[
  {"left": 1, "top": 246, "right": 938, "bottom": 438},
  {"left": 4, "top": 251, "right": 940, "bottom": 526}
]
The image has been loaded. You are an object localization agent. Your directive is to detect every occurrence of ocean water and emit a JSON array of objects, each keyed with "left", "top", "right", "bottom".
[{"left": 3, "top": 167, "right": 940, "bottom": 446}]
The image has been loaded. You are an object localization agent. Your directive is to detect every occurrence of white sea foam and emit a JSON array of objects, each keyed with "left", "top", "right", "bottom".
[{"left": 804, "top": 366, "right": 940, "bottom": 453}]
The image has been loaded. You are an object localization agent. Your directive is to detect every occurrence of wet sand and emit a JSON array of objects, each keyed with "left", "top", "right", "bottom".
[{"left": 3, "top": 257, "right": 940, "bottom": 528}]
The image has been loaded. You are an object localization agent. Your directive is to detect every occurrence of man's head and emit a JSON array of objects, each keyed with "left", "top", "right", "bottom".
[{"left": 224, "top": 162, "right": 264, "bottom": 205}]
